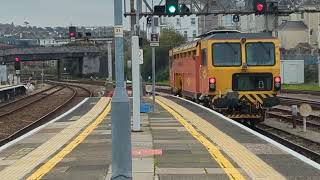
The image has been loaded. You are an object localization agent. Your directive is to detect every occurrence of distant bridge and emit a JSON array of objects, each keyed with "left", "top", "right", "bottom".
[
  {"left": 0, "top": 44, "right": 111, "bottom": 62},
  {"left": 0, "top": 42, "right": 114, "bottom": 78}
]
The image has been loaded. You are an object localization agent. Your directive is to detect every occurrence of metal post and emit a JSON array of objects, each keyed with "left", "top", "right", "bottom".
[
  {"left": 265, "top": 14, "right": 269, "bottom": 32},
  {"left": 41, "top": 61, "right": 44, "bottom": 86},
  {"left": 318, "top": 55, "right": 320, "bottom": 87},
  {"left": 291, "top": 105, "right": 298, "bottom": 129},
  {"left": 274, "top": 13, "right": 279, "bottom": 37},
  {"left": 152, "top": 17, "right": 156, "bottom": 111},
  {"left": 136, "top": 0, "right": 142, "bottom": 35},
  {"left": 132, "top": 36, "right": 141, "bottom": 131},
  {"left": 111, "top": 0, "right": 132, "bottom": 179},
  {"left": 130, "top": 0, "right": 136, "bottom": 34},
  {"left": 57, "top": 60, "right": 61, "bottom": 80},
  {"left": 108, "top": 42, "right": 113, "bottom": 82},
  {"left": 303, "top": 117, "right": 307, "bottom": 132},
  {"left": 131, "top": 0, "right": 142, "bottom": 131}
]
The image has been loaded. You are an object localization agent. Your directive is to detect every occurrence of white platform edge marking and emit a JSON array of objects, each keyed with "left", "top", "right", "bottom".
[
  {"left": 0, "top": 98, "right": 89, "bottom": 152},
  {"left": 169, "top": 95, "right": 320, "bottom": 171}
]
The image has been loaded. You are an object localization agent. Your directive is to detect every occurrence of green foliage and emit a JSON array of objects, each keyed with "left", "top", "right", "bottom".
[
  {"left": 141, "top": 28, "right": 185, "bottom": 82},
  {"left": 283, "top": 84, "right": 320, "bottom": 91}
]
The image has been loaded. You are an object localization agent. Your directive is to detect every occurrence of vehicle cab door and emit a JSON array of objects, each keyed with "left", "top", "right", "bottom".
[{"left": 199, "top": 48, "right": 208, "bottom": 94}]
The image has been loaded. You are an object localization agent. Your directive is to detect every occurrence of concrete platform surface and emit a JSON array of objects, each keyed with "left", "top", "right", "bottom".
[
  {"left": 1, "top": 95, "right": 320, "bottom": 180},
  {"left": 0, "top": 97, "right": 110, "bottom": 180},
  {"left": 161, "top": 95, "right": 320, "bottom": 180}
]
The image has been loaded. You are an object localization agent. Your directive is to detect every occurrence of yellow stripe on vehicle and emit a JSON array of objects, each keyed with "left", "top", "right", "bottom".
[
  {"left": 156, "top": 99, "right": 245, "bottom": 180},
  {"left": 260, "top": 94, "right": 267, "bottom": 98},
  {"left": 27, "top": 103, "right": 112, "bottom": 180},
  {"left": 252, "top": 94, "right": 263, "bottom": 104},
  {"left": 244, "top": 94, "right": 256, "bottom": 104}
]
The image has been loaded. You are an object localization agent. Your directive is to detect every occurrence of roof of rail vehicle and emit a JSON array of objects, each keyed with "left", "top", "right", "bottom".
[
  {"left": 203, "top": 32, "right": 278, "bottom": 40},
  {"left": 171, "top": 33, "right": 278, "bottom": 53}
]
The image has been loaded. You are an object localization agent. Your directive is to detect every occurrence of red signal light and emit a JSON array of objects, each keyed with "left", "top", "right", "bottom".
[
  {"left": 69, "top": 32, "right": 75, "bottom": 37},
  {"left": 15, "top": 57, "right": 20, "bottom": 62},
  {"left": 274, "top": 77, "right": 281, "bottom": 83},
  {"left": 256, "top": 3, "right": 264, "bottom": 12},
  {"left": 209, "top": 78, "right": 216, "bottom": 84},
  {"left": 209, "top": 78, "right": 216, "bottom": 91}
]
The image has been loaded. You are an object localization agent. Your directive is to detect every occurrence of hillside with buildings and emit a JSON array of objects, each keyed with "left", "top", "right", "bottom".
[{"left": 0, "top": 23, "right": 114, "bottom": 47}]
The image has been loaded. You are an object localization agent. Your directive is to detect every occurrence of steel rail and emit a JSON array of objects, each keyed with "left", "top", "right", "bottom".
[
  {"left": 0, "top": 85, "right": 59, "bottom": 109},
  {"left": 0, "top": 86, "right": 66, "bottom": 118},
  {"left": 0, "top": 86, "right": 77, "bottom": 146},
  {"left": 253, "top": 124, "right": 320, "bottom": 163}
]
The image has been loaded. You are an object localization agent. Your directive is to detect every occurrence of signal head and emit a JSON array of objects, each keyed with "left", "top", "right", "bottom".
[
  {"left": 253, "top": 0, "right": 266, "bottom": 14},
  {"left": 168, "top": 5, "right": 176, "bottom": 13},
  {"left": 256, "top": 3, "right": 264, "bottom": 12}
]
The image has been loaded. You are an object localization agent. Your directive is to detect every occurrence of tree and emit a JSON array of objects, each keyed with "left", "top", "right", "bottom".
[
  {"left": 141, "top": 28, "right": 186, "bottom": 82},
  {"left": 24, "top": 21, "right": 30, "bottom": 27}
]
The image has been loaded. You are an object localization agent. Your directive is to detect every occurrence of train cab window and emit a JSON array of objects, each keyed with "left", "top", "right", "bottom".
[
  {"left": 212, "top": 43, "right": 241, "bottom": 66},
  {"left": 201, "top": 49, "right": 207, "bottom": 65},
  {"left": 246, "top": 42, "right": 275, "bottom": 66}
]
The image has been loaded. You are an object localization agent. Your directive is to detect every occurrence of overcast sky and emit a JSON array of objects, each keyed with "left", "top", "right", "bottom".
[{"left": 0, "top": 0, "right": 117, "bottom": 27}]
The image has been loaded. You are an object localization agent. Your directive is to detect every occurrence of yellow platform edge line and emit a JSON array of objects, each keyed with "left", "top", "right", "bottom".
[
  {"left": 156, "top": 98, "right": 245, "bottom": 180},
  {"left": 27, "top": 102, "right": 112, "bottom": 180}
]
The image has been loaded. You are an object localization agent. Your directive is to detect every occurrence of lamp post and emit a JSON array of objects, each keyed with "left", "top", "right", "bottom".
[{"left": 111, "top": 0, "right": 132, "bottom": 179}]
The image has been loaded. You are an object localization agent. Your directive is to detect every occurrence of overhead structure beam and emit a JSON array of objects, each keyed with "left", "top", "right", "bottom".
[
  {"left": 124, "top": 0, "right": 320, "bottom": 16},
  {"left": 143, "top": 0, "right": 154, "bottom": 12}
]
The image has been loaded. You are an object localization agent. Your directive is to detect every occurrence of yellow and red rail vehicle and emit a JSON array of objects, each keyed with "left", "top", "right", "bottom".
[{"left": 169, "top": 31, "right": 281, "bottom": 124}]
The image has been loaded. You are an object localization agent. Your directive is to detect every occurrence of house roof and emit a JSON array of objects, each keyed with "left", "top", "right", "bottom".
[{"left": 278, "top": 21, "right": 308, "bottom": 31}]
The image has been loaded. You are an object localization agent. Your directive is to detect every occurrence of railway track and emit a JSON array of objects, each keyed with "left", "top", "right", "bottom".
[
  {"left": 279, "top": 96, "right": 320, "bottom": 110},
  {"left": 254, "top": 123, "right": 320, "bottom": 163},
  {"left": 0, "top": 82, "right": 92, "bottom": 146},
  {"left": 281, "top": 89, "right": 320, "bottom": 96},
  {"left": 268, "top": 107, "right": 320, "bottom": 131},
  {"left": 0, "top": 85, "right": 65, "bottom": 117}
]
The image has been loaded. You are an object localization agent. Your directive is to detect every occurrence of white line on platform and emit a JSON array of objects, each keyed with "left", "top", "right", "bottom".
[
  {"left": 170, "top": 95, "right": 320, "bottom": 171},
  {"left": 0, "top": 98, "right": 89, "bottom": 152}
]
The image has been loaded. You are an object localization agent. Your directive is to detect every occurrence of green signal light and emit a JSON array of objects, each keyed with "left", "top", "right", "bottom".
[{"left": 168, "top": 5, "right": 176, "bottom": 13}]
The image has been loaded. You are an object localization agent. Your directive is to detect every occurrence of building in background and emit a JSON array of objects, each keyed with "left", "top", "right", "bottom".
[
  {"left": 158, "top": 15, "right": 199, "bottom": 41},
  {"left": 277, "top": 12, "right": 320, "bottom": 49},
  {"left": 144, "top": 14, "right": 199, "bottom": 42},
  {"left": 199, "top": 14, "right": 268, "bottom": 34},
  {"left": 277, "top": 21, "right": 309, "bottom": 49}
]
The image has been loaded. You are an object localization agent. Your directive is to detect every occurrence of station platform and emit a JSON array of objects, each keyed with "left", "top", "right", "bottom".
[
  {"left": 0, "top": 84, "right": 25, "bottom": 91},
  {"left": 0, "top": 95, "right": 319, "bottom": 180},
  {"left": 0, "top": 84, "right": 26, "bottom": 103}
]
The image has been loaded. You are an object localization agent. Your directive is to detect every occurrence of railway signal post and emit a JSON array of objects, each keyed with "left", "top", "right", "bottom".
[
  {"left": 150, "top": 17, "right": 157, "bottom": 112},
  {"left": 14, "top": 57, "right": 21, "bottom": 85},
  {"left": 107, "top": 41, "right": 113, "bottom": 82},
  {"left": 111, "top": 0, "right": 132, "bottom": 179},
  {"left": 318, "top": 55, "right": 320, "bottom": 87}
]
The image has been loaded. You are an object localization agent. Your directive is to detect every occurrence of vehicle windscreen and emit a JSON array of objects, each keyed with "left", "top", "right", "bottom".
[
  {"left": 246, "top": 42, "right": 275, "bottom": 66},
  {"left": 212, "top": 43, "right": 241, "bottom": 66}
]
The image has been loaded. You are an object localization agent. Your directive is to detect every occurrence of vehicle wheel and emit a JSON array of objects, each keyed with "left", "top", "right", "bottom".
[{"left": 259, "top": 110, "right": 266, "bottom": 122}]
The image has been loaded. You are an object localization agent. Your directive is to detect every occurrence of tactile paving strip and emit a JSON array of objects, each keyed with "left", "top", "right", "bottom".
[{"left": 157, "top": 96, "right": 285, "bottom": 180}]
